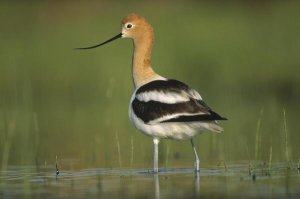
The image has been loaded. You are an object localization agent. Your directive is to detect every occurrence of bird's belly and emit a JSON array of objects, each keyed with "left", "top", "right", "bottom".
[{"left": 141, "top": 122, "right": 205, "bottom": 140}]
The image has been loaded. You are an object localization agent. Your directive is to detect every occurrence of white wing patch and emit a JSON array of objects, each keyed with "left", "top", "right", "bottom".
[
  {"left": 188, "top": 89, "right": 202, "bottom": 100},
  {"left": 136, "top": 91, "right": 190, "bottom": 104},
  {"left": 148, "top": 112, "right": 206, "bottom": 125}
]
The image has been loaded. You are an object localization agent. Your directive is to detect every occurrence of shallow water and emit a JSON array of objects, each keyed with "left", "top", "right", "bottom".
[{"left": 0, "top": 162, "right": 299, "bottom": 199}]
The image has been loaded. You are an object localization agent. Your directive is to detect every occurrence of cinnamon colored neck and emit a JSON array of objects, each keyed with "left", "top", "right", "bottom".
[{"left": 132, "top": 34, "right": 157, "bottom": 88}]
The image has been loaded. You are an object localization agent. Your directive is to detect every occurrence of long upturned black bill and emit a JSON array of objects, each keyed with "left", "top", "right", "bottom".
[{"left": 75, "top": 33, "right": 122, "bottom": 50}]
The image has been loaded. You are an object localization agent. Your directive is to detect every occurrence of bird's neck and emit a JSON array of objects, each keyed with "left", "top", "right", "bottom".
[{"left": 132, "top": 35, "right": 158, "bottom": 88}]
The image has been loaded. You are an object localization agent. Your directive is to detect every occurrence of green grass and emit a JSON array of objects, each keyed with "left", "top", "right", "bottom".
[
  {"left": 268, "top": 140, "right": 273, "bottom": 174},
  {"left": 255, "top": 108, "right": 264, "bottom": 161},
  {"left": 115, "top": 132, "right": 122, "bottom": 168},
  {"left": 283, "top": 109, "right": 290, "bottom": 163}
]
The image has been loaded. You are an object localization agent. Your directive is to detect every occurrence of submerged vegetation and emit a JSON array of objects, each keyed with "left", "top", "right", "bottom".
[{"left": 248, "top": 109, "right": 297, "bottom": 178}]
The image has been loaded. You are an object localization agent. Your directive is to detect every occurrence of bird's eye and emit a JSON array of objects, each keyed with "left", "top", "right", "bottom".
[{"left": 126, "top": 24, "right": 133, "bottom": 29}]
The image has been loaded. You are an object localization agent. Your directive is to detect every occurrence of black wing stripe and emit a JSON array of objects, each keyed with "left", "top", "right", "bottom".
[
  {"left": 132, "top": 98, "right": 202, "bottom": 123},
  {"left": 161, "top": 112, "right": 227, "bottom": 123},
  {"left": 136, "top": 79, "right": 190, "bottom": 94},
  {"left": 132, "top": 98, "right": 225, "bottom": 124}
]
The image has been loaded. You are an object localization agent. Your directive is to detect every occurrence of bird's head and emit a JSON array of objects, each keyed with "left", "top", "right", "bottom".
[{"left": 75, "top": 13, "right": 153, "bottom": 50}]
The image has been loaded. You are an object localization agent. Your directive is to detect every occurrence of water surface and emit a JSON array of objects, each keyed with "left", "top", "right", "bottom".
[{"left": 1, "top": 162, "right": 299, "bottom": 199}]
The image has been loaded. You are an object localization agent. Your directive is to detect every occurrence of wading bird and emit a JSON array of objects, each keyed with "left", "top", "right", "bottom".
[{"left": 76, "top": 13, "right": 226, "bottom": 173}]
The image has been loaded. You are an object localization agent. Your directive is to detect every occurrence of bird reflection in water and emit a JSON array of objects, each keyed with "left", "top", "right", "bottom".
[{"left": 153, "top": 172, "right": 200, "bottom": 199}]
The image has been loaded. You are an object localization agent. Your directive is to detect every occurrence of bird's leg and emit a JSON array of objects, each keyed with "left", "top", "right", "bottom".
[
  {"left": 191, "top": 139, "right": 200, "bottom": 172},
  {"left": 153, "top": 138, "right": 160, "bottom": 173}
]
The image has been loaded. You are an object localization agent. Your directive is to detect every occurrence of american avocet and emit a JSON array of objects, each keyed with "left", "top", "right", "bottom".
[{"left": 76, "top": 13, "right": 227, "bottom": 172}]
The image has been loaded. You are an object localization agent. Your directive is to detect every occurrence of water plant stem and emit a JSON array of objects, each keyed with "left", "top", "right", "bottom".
[
  {"left": 165, "top": 143, "right": 170, "bottom": 169},
  {"left": 56, "top": 155, "right": 59, "bottom": 179},
  {"left": 130, "top": 136, "right": 134, "bottom": 168},
  {"left": 268, "top": 139, "right": 273, "bottom": 174},
  {"left": 283, "top": 108, "right": 290, "bottom": 167},
  {"left": 115, "top": 132, "right": 122, "bottom": 167},
  {"left": 255, "top": 108, "right": 264, "bottom": 161}
]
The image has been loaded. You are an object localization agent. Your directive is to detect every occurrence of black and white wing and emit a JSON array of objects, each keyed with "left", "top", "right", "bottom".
[{"left": 131, "top": 79, "right": 227, "bottom": 125}]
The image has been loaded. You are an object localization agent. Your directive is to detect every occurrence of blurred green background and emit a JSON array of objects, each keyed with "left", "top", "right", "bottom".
[{"left": 0, "top": 0, "right": 299, "bottom": 170}]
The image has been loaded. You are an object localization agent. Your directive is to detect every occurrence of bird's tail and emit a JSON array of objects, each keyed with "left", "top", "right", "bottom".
[{"left": 204, "top": 122, "right": 224, "bottom": 133}]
